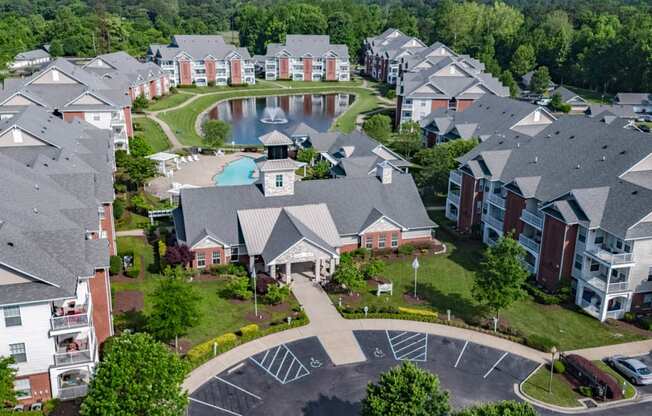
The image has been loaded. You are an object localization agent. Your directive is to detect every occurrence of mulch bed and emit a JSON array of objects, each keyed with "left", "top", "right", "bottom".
[
  {"left": 192, "top": 273, "right": 224, "bottom": 282},
  {"left": 266, "top": 302, "right": 290, "bottom": 313},
  {"left": 228, "top": 298, "right": 250, "bottom": 305},
  {"left": 339, "top": 292, "right": 363, "bottom": 305},
  {"left": 402, "top": 293, "right": 427, "bottom": 305},
  {"left": 606, "top": 318, "right": 652, "bottom": 337},
  {"left": 113, "top": 290, "right": 144, "bottom": 313},
  {"left": 50, "top": 399, "right": 82, "bottom": 416},
  {"left": 246, "top": 310, "right": 272, "bottom": 323}
]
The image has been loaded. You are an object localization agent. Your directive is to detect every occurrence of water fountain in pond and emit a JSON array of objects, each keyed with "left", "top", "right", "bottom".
[{"left": 260, "top": 107, "right": 288, "bottom": 124}]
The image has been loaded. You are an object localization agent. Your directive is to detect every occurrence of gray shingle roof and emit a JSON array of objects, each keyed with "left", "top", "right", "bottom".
[
  {"left": 14, "top": 49, "right": 50, "bottom": 61},
  {"left": 82, "top": 51, "right": 166, "bottom": 87},
  {"left": 616, "top": 93, "right": 651, "bottom": 106},
  {"left": 149, "top": 35, "right": 251, "bottom": 61},
  {"left": 265, "top": 35, "right": 349, "bottom": 59}
]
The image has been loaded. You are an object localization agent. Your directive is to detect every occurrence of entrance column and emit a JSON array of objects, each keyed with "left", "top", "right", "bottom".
[
  {"left": 314, "top": 258, "right": 321, "bottom": 282},
  {"left": 270, "top": 264, "right": 276, "bottom": 279},
  {"left": 575, "top": 280, "right": 584, "bottom": 307},
  {"left": 599, "top": 294, "right": 609, "bottom": 322},
  {"left": 249, "top": 256, "right": 255, "bottom": 274},
  {"left": 285, "top": 262, "right": 292, "bottom": 284},
  {"left": 329, "top": 258, "right": 336, "bottom": 276}
]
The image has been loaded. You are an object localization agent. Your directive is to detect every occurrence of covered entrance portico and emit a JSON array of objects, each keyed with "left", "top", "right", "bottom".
[
  {"left": 255, "top": 240, "right": 338, "bottom": 284},
  {"left": 575, "top": 279, "right": 632, "bottom": 321}
]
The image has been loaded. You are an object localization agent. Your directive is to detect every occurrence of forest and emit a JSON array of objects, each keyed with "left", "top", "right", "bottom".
[{"left": 0, "top": 0, "right": 651, "bottom": 93}]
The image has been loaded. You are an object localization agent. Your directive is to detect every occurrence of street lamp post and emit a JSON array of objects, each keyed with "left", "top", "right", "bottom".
[
  {"left": 412, "top": 257, "right": 420, "bottom": 299},
  {"left": 251, "top": 270, "right": 258, "bottom": 318},
  {"left": 549, "top": 346, "right": 558, "bottom": 393}
]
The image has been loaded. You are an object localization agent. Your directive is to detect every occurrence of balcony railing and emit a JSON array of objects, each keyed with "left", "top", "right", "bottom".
[
  {"left": 483, "top": 214, "right": 503, "bottom": 231},
  {"left": 110, "top": 114, "right": 125, "bottom": 125},
  {"left": 51, "top": 312, "right": 89, "bottom": 331},
  {"left": 518, "top": 234, "right": 541, "bottom": 253},
  {"left": 487, "top": 193, "right": 506, "bottom": 209},
  {"left": 584, "top": 275, "right": 630, "bottom": 293},
  {"left": 585, "top": 247, "right": 634, "bottom": 266},
  {"left": 521, "top": 210, "right": 544, "bottom": 230},
  {"left": 447, "top": 191, "right": 461, "bottom": 206},
  {"left": 450, "top": 170, "right": 462, "bottom": 185},
  {"left": 522, "top": 260, "right": 535, "bottom": 274},
  {"left": 54, "top": 349, "right": 92, "bottom": 366},
  {"left": 58, "top": 385, "right": 88, "bottom": 400}
]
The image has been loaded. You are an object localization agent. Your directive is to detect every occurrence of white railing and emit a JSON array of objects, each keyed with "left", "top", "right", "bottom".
[
  {"left": 518, "top": 234, "right": 541, "bottom": 253},
  {"left": 51, "top": 304, "right": 90, "bottom": 331},
  {"left": 522, "top": 260, "right": 535, "bottom": 274},
  {"left": 54, "top": 349, "right": 92, "bottom": 366},
  {"left": 447, "top": 191, "right": 461, "bottom": 206},
  {"left": 483, "top": 214, "right": 503, "bottom": 231},
  {"left": 58, "top": 385, "right": 88, "bottom": 400},
  {"left": 584, "top": 275, "right": 630, "bottom": 293},
  {"left": 585, "top": 247, "right": 634, "bottom": 266},
  {"left": 580, "top": 300, "right": 601, "bottom": 319},
  {"left": 487, "top": 193, "right": 506, "bottom": 209},
  {"left": 521, "top": 210, "right": 544, "bottom": 230},
  {"left": 450, "top": 170, "right": 462, "bottom": 185}
]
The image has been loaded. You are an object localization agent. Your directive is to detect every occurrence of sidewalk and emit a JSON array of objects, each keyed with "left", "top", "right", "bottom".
[
  {"left": 115, "top": 229, "right": 145, "bottom": 237},
  {"left": 569, "top": 338, "right": 652, "bottom": 360}
]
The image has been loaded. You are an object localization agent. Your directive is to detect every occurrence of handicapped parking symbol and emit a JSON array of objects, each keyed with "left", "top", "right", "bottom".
[
  {"left": 373, "top": 347, "right": 385, "bottom": 358},
  {"left": 309, "top": 357, "right": 323, "bottom": 368}
]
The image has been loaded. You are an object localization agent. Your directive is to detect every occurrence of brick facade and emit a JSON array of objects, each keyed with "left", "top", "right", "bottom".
[
  {"left": 458, "top": 173, "right": 479, "bottom": 233},
  {"left": 191, "top": 246, "right": 226, "bottom": 269},
  {"left": 205, "top": 59, "right": 216, "bottom": 83},
  {"left": 123, "top": 107, "right": 133, "bottom": 137},
  {"left": 62, "top": 112, "right": 84, "bottom": 122},
  {"left": 89, "top": 269, "right": 113, "bottom": 345},
  {"left": 326, "top": 58, "right": 336, "bottom": 81},
  {"left": 179, "top": 60, "right": 192, "bottom": 85},
  {"left": 431, "top": 99, "right": 448, "bottom": 111},
  {"left": 279, "top": 58, "right": 290, "bottom": 80},
  {"left": 230, "top": 59, "right": 242, "bottom": 85},
  {"left": 503, "top": 192, "right": 526, "bottom": 236},
  {"left": 537, "top": 215, "right": 578, "bottom": 291},
  {"left": 303, "top": 58, "right": 312, "bottom": 81},
  {"left": 15, "top": 372, "right": 51, "bottom": 406},
  {"left": 457, "top": 99, "right": 475, "bottom": 112}
]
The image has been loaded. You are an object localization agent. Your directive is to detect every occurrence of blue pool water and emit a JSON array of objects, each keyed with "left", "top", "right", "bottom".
[{"left": 214, "top": 157, "right": 257, "bottom": 186}]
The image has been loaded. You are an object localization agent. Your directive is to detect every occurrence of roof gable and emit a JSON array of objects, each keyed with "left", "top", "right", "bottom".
[{"left": 29, "top": 67, "right": 80, "bottom": 85}]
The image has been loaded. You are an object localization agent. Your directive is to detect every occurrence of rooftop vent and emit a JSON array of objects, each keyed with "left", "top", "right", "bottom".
[
  {"left": 601, "top": 155, "right": 606, "bottom": 161},
  {"left": 33, "top": 208, "right": 38, "bottom": 214},
  {"left": 34, "top": 184, "right": 39, "bottom": 190},
  {"left": 534, "top": 156, "right": 538, "bottom": 163},
  {"left": 576, "top": 164, "right": 581, "bottom": 169},
  {"left": 632, "top": 190, "right": 639, "bottom": 195},
  {"left": 516, "top": 142, "right": 521, "bottom": 148},
  {"left": 620, "top": 150, "right": 627, "bottom": 155},
  {"left": 7, "top": 242, "right": 13, "bottom": 247},
  {"left": 555, "top": 131, "right": 560, "bottom": 135},
  {"left": 569, "top": 135, "right": 575, "bottom": 139},
  {"left": 602, "top": 145, "right": 608, "bottom": 149}
]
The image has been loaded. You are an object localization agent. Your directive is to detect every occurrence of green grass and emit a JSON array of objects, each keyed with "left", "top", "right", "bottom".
[
  {"left": 147, "top": 93, "right": 194, "bottom": 111},
  {"left": 270, "top": 79, "right": 363, "bottom": 88},
  {"left": 133, "top": 117, "right": 170, "bottom": 153},
  {"left": 522, "top": 365, "right": 582, "bottom": 408},
  {"left": 334, "top": 234, "right": 647, "bottom": 350},
  {"left": 159, "top": 86, "right": 384, "bottom": 146},
  {"left": 563, "top": 85, "right": 612, "bottom": 104},
  {"left": 115, "top": 211, "right": 149, "bottom": 231},
  {"left": 594, "top": 361, "right": 636, "bottom": 399},
  {"left": 112, "top": 236, "right": 299, "bottom": 346}
]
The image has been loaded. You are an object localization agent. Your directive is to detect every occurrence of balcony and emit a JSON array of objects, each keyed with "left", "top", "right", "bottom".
[
  {"left": 450, "top": 170, "right": 462, "bottom": 186},
  {"left": 521, "top": 210, "right": 544, "bottom": 230},
  {"left": 483, "top": 213, "right": 504, "bottom": 231},
  {"left": 518, "top": 234, "right": 541, "bottom": 253},
  {"left": 58, "top": 384, "right": 88, "bottom": 400},
  {"left": 522, "top": 260, "right": 535, "bottom": 275},
  {"left": 447, "top": 190, "right": 461, "bottom": 206},
  {"left": 53, "top": 335, "right": 94, "bottom": 367},
  {"left": 585, "top": 247, "right": 634, "bottom": 267},
  {"left": 487, "top": 193, "right": 506, "bottom": 209},
  {"left": 51, "top": 300, "right": 90, "bottom": 331},
  {"left": 583, "top": 274, "right": 630, "bottom": 294},
  {"left": 110, "top": 113, "right": 125, "bottom": 126}
]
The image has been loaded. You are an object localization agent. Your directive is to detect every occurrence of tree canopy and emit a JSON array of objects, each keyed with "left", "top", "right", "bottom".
[
  {"left": 412, "top": 139, "right": 478, "bottom": 192},
  {"left": 0, "top": 356, "right": 16, "bottom": 406},
  {"left": 80, "top": 332, "right": 188, "bottom": 416},
  {"left": 202, "top": 119, "right": 231, "bottom": 148}
]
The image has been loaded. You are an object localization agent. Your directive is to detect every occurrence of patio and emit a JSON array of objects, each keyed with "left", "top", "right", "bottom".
[{"left": 146, "top": 151, "right": 260, "bottom": 199}]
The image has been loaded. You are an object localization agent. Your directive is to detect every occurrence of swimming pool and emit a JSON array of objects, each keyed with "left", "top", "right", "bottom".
[{"left": 213, "top": 157, "right": 257, "bottom": 186}]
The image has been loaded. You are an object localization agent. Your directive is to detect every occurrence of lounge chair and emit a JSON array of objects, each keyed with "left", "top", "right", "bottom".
[
  {"left": 216, "top": 149, "right": 225, "bottom": 157},
  {"left": 193, "top": 154, "right": 200, "bottom": 161}
]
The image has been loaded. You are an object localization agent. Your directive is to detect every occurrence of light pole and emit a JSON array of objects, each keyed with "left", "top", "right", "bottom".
[
  {"left": 251, "top": 270, "right": 258, "bottom": 318},
  {"left": 548, "top": 346, "right": 558, "bottom": 393},
  {"left": 411, "top": 257, "right": 420, "bottom": 299}
]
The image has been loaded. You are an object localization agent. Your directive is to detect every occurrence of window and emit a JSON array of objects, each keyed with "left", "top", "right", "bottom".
[
  {"left": 196, "top": 253, "right": 206, "bottom": 268},
  {"left": 643, "top": 293, "right": 652, "bottom": 308},
  {"left": 594, "top": 234, "right": 604, "bottom": 245},
  {"left": 589, "top": 261, "right": 600, "bottom": 272},
  {"left": 3, "top": 306, "right": 21, "bottom": 327},
  {"left": 93, "top": 114, "right": 101, "bottom": 122},
  {"left": 14, "top": 379, "right": 30, "bottom": 399},
  {"left": 625, "top": 243, "right": 632, "bottom": 253},
  {"left": 275, "top": 174, "right": 283, "bottom": 188},
  {"left": 574, "top": 255, "right": 583, "bottom": 270},
  {"left": 9, "top": 343, "right": 26, "bottom": 363},
  {"left": 365, "top": 236, "right": 373, "bottom": 249},
  {"left": 578, "top": 227, "right": 586, "bottom": 243},
  {"left": 391, "top": 233, "right": 399, "bottom": 248},
  {"left": 648, "top": 267, "right": 652, "bottom": 282},
  {"left": 379, "top": 235, "right": 386, "bottom": 249},
  {"left": 212, "top": 251, "right": 221, "bottom": 265},
  {"left": 230, "top": 246, "right": 239, "bottom": 262},
  {"left": 616, "top": 239, "right": 623, "bottom": 250}
]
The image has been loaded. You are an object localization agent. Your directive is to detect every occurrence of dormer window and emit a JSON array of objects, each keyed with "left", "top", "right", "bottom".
[{"left": 275, "top": 174, "right": 284, "bottom": 188}]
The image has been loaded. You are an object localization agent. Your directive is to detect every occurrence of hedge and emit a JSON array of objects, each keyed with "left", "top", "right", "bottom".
[
  {"left": 239, "top": 324, "right": 259, "bottom": 337},
  {"left": 525, "top": 334, "right": 557, "bottom": 352},
  {"left": 109, "top": 255, "right": 123, "bottom": 275},
  {"left": 125, "top": 255, "right": 141, "bottom": 278},
  {"left": 564, "top": 354, "right": 622, "bottom": 400},
  {"left": 398, "top": 307, "right": 438, "bottom": 318}
]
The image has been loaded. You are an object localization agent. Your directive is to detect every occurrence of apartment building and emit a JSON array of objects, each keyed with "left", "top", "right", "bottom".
[
  {"left": 147, "top": 35, "right": 255, "bottom": 86},
  {"left": 81, "top": 52, "right": 170, "bottom": 101},
  {"left": 0, "top": 58, "right": 133, "bottom": 152},
  {"left": 0, "top": 106, "right": 115, "bottom": 404},
  {"left": 448, "top": 114, "right": 652, "bottom": 321},
  {"left": 420, "top": 94, "right": 555, "bottom": 146},
  {"left": 8, "top": 48, "right": 51, "bottom": 70},
  {"left": 396, "top": 48, "right": 509, "bottom": 126},
  {"left": 363, "top": 28, "right": 426, "bottom": 85},
  {"left": 262, "top": 35, "right": 349, "bottom": 82}
]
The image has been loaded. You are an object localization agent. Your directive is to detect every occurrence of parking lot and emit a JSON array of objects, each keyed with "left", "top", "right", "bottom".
[
  {"left": 610, "top": 352, "right": 652, "bottom": 395},
  {"left": 188, "top": 331, "right": 540, "bottom": 415}
]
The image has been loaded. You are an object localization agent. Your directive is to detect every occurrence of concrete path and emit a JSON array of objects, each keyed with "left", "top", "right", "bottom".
[
  {"left": 569, "top": 338, "right": 652, "bottom": 360},
  {"left": 146, "top": 113, "right": 184, "bottom": 151},
  {"left": 115, "top": 229, "right": 145, "bottom": 237}
]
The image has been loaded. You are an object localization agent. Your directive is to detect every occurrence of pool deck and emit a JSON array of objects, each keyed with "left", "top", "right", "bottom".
[{"left": 146, "top": 152, "right": 261, "bottom": 199}]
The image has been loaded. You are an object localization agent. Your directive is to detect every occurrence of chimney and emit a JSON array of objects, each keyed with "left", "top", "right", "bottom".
[{"left": 376, "top": 161, "right": 393, "bottom": 184}]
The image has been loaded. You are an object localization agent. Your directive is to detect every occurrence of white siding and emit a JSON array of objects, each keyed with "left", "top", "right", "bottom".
[{"left": 402, "top": 229, "right": 432, "bottom": 240}]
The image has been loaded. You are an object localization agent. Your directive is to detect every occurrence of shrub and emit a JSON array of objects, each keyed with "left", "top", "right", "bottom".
[
  {"left": 362, "top": 259, "right": 386, "bottom": 279},
  {"left": 554, "top": 360, "right": 566, "bottom": 374},
  {"left": 210, "top": 263, "right": 247, "bottom": 277},
  {"left": 215, "top": 332, "right": 238, "bottom": 345},
  {"left": 207, "top": 80, "right": 216, "bottom": 87},
  {"left": 256, "top": 275, "right": 276, "bottom": 294},
  {"left": 373, "top": 248, "right": 394, "bottom": 257},
  {"left": 398, "top": 307, "right": 438, "bottom": 318},
  {"left": 350, "top": 247, "right": 371, "bottom": 259},
  {"left": 239, "top": 324, "right": 259, "bottom": 337},
  {"left": 113, "top": 198, "right": 125, "bottom": 219},
  {"left": 109, "top": 255, "right": 123, "bottom": 275},
  {"left": 564, "top": 354, "right": 622, "bottom": 400},
  {"left": 223, "top": 276, "right": 252, "bottom": 300},
  {"left": 397, "top": 244, "right": 415, "bottom": 255},
  {"left": 525, "top": 334, "right": 557, "bottom": 352},
  {"left": 524, "top": 281, "right": 563, "bottom": 305},
  {"left": 624, "top": 312, "right": 636, "bottom": 322},
  {"left": 125, "top": 255, "right": 141, "bottom": 278},
  {"left": 264, "top": 284, "right": 290, "bottom": 305},
  {"left": 386, "top": 89, "right": 396, "bottom": 99},
  {"left": 579, "top": 386, "right": 593, "bottom": 397},
  {"left": 637, "top": 316, "right": 652, "bottom": 330}
]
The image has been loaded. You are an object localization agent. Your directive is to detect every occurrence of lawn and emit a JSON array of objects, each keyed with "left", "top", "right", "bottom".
[
  {"left": 333, "top": 232, "right": 647, "bottom": 350},
  {"left": 594, "top": 360, "right": 636, "bottom": 399},
  {"left": 133, "top": 117, "right": 170, "bottom": 153},
  {"left": 115, "top": 210, "right": 149, "bottom": 231},
  {"left": 522, "top": 365, "right": 582, "bottom": 408},
  {"left": 269, "top": 79, "right": 363, "bottom": 89},
  {"left": 147, "top": 92, "right": 194, "bottom": 111},
  {"left": 112, "top": 236, "right": 300, "bottom": 346},
  {"left": 563, "top": 85, "right": 612, "bottom": 104},
  {"left": 159, "top": 86, "right": 384, "bottom": 146}
]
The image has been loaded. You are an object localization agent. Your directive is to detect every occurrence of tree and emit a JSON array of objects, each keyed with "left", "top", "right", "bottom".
[
  {"left": 202, "top": 120, "right": 231, "bottom": 148},
  {"left": 393, "top": 121, "right": 422, "bottom": 159},
  {"left": 363, "top": 114, "right": 392, "bottom": 143},
  {"left": 332, "top": 260, "right": 365, "bottom": 294},
  {"left": 223, "top": 276, "right": 253, "bottom": 300},
  {"left": 263, "top": 283, "right": 290, "bottom": 305},
  {"left": 129, "top": 135, "right": 153, "bottom": 158},
  {"left": 0, "top": 356, "right": 16, "bottom": 406},
  {"left": 361, "top": 362, "right": 450, "bottom": 416},
  {"left": 147, "top": 273, "right": 201, "bottom": 352},
  {"left": 164, "top": 244, "right": 195, "bottom": 267},
  {"left": 455, "top": 400, "right": 537, "bottom": 416},
  {"left": 499, "top": 70, "right": 518, "bottom": 97},
  {"left": 412, "top": 139, "right": 477, "bottom": 192},
  {"left": 362, "top": 259, "right": 385, "bottom": 279},
  {"left": 386, "top": 6, "right": 419, "bottom": 37},
  {"left": 472, "top": 234, "right": 528, "bottom": 320},
  {"left": 530, "top": 66, "right": 552, "bottom": 94},
  {"left": 305, "top": 160, "right": 330, "bottom": 180},
  {"left": 509, "top": 44, "right": 536, "bottom": 77},
  {"left": 549, "top": 93, "right": 570, "bottom": 113},
  {"left": 115, "top": 150, "right": 158, "bottom": 189},
  {"left": 80, "top": 333, "right": 187, "bottom": 416},
  {"left": 296, "top": 147, "right": 317, "bottom": 164},
  {"left": 48, "top": 39, "right": 64, "bottom": 57},
  {"left": 132, "top": 94, "right": 149, "bottom": 113}
]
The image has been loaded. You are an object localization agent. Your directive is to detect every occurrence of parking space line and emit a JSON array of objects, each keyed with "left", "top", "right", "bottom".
[
  {"left": 250, "top": 344, "right": 310, "bottom": 385},
  {"left": 388, "top": 331, "right": 407, "bottom": 341},
  {"left": 483, "top": 352, "right": 509, "bottom": 379},
  {"left": 259, "top": 350, "right": 270, "bottom": 367},
  {"left": 394, "top": 339, "right": 425, "bottom": 354},
  {"left": 214, "top": 376, "right": 262, "bottom": 401},
  {"left": 275, "top": 350, "right": 290, "bottom": 377},
  {"left": 392, "top": 333, "right": 421, "bottom": 347},
  {"left": 282, "top": 359, "right": 296, "bottom": 383},
  {"left": 189, "top": 397, "right": 242, "bottom": 416},
  {"left": 386, "top": 330, "right": 428, "bottom": 362},
  {"left": 454, "top": 341, "right": 468, "bottom": 368}
]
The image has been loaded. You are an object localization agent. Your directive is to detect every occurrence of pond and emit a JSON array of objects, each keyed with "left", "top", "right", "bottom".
[
  {"left": 204, "top": 93, "right": 355, "bottom": 145},
  {"left": 213, "top": 156, "right": 258, "bottom": 187}
]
